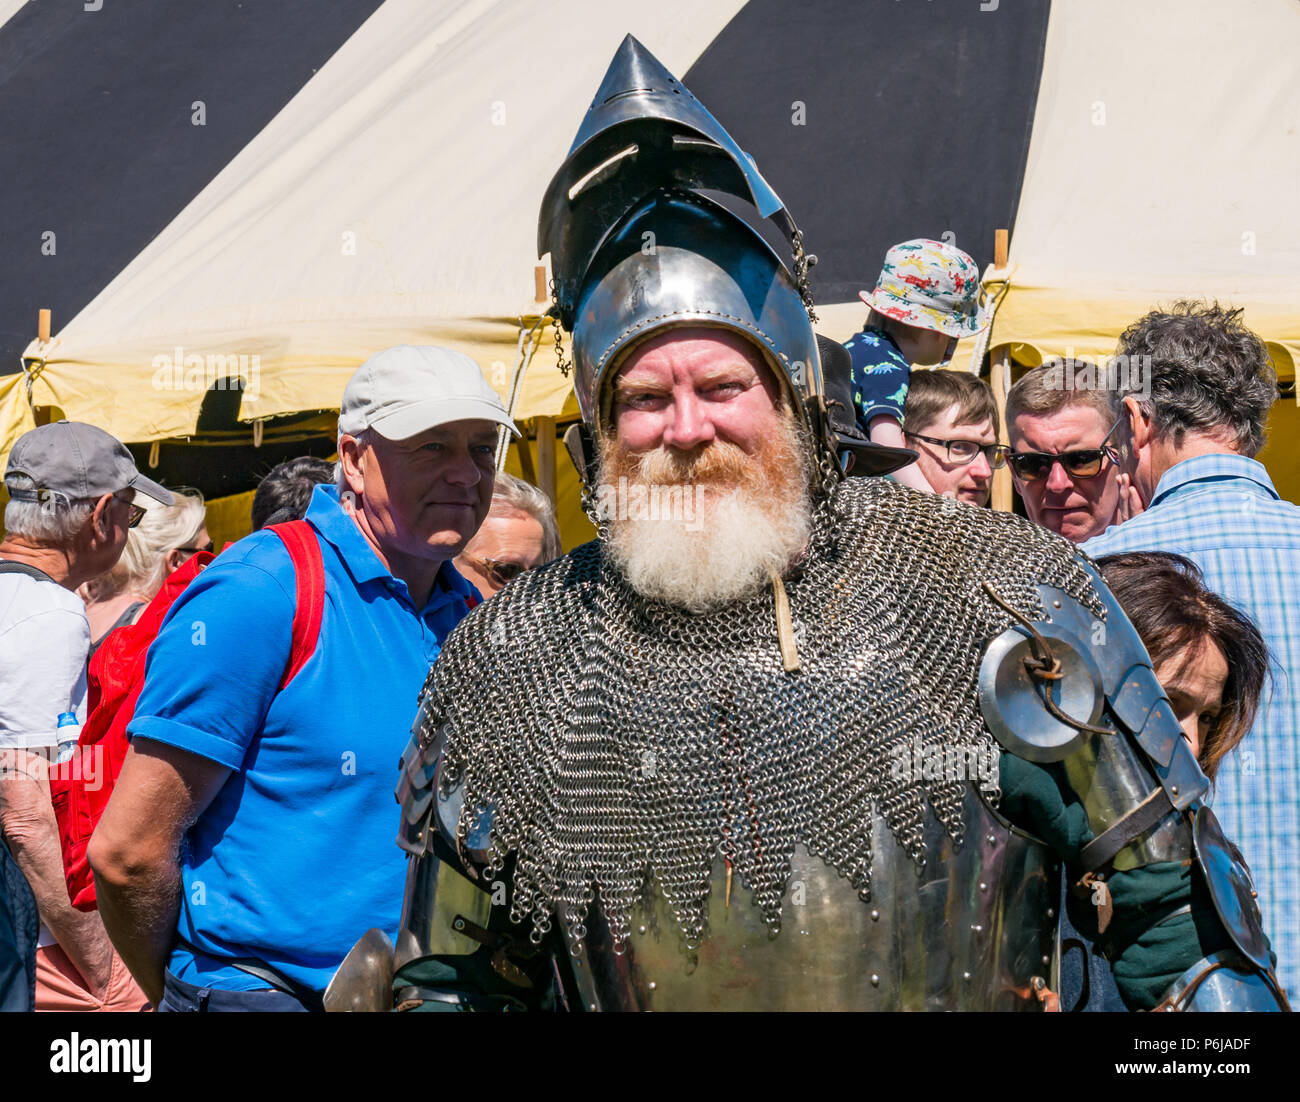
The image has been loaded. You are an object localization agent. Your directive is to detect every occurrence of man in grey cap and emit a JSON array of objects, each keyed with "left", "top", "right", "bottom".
[
  {"left": 91, "top": 345, "right": 516, "bottom": 1011},
  {"left": 0, "top": 420, "right": 172, "bottom": 1010}
]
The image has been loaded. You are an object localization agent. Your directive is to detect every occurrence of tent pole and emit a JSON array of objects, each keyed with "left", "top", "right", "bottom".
[
  {"left": 515, "top": 431, "right": 537, "bottom": 486},
  {"left": 990, "top": 229, "right": 1013, "bottom": 513},
  {"left": 991, "top": 344, "right": 1013, "bottom": 513},
  {"left": 536, "top": 416, "right": 557, "bottom": 506},
  {"left": 37, "top": 309, "right": 51, "bottom": 343}
]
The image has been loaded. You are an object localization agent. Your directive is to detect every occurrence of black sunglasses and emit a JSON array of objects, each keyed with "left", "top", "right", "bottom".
[
  {"left": 903, "top": 432, "right": 1007, "bottom": 470},
  {"left": 1008, "top": 417, "right": 1124, "bottom": 483}
]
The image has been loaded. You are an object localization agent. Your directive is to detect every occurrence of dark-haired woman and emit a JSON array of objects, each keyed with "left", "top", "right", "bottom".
[{"left": 1095, "top": 551, "right": 1270, "bottom": 780}]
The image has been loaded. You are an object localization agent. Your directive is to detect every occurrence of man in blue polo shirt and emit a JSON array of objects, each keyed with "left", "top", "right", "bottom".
[{"left": 90, "top": 345, "right": 517, "bottom": 1011}]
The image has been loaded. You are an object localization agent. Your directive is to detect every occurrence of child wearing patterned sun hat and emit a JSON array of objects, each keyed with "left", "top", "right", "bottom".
[{"left": 843, "top": 238, "right": 989, "bottom": 449}]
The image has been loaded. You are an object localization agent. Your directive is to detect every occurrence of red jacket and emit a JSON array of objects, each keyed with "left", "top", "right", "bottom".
[{"left": 51, "top": 551, "right": 214, "bottom": 910}]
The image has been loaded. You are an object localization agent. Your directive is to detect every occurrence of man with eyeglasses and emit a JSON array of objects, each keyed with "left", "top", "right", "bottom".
[
  {"left": 900, "top": 369, "right": 1003, "bottom": 507},
  {"left": 0, "top": 421, "right": 173, "bottom": 1010},
  {"left": 1006, "top": 363, "right": 1142, "bottom": 543}
]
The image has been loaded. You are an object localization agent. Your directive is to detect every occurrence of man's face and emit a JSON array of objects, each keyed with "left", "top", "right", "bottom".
[
  {"left": 454, "top": 507, "right": 546, "bottom": 598},
  {"left": 600, "top": 327, "right": 812, "bottom": 612},
  {"left": 610, "top": 328, "right": 787, "bottom": 468},
  {"left": 345, "top": 420, "right": 497, "bottom": 562},
  {"left": 1010, "top": 405, "right": 1121, "bottom": 542},
  {"left": 908, "top": 404, "right": 997, "bottom": 506}
]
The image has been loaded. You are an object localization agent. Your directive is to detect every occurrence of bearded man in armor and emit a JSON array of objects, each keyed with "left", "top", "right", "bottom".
[{"left": 350, "top": 38, "right": 1287, "bottom": 1014}]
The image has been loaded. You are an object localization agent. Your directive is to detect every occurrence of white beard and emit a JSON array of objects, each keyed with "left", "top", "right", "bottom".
[{"left": 600, "top": 420, "right": 813, "bottom": 613}]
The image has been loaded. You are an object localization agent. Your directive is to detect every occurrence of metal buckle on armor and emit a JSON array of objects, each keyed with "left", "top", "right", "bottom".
[
  {"left": 1030, "top": 975, "right": 1060, "bottom": 1012},
  {"left": 451, "top": 914, "right": 536, "bottom": 989},
  {"left": 978, "top": 583, "right": 1109, "bottom": 761}
]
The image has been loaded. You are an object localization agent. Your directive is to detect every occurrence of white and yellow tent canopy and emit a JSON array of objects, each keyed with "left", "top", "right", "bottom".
[
  {"left": 988, "top": 0, "right": 1300, "bottom": 374},
  {"left": 6, "top": 0, "right": 749, "bottom": 442},
  {"left": 977, "top": 0, "right": 1300, "bottom": 500},
  {"left": 5, "top": 0, "right": 1298, "bottom": 541}
]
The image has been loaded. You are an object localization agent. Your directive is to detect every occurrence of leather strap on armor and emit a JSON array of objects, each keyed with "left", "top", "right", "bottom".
[{"left": 1079, "top": 788, "right": 1177, "bottom": 873}]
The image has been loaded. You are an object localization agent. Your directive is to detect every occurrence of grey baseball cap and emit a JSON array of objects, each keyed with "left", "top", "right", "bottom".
[
  {"left": 4, "top": 421, "right": 174, "bottom": 507},
  {"left": 338, "top": 345, "right": 518, "bottom": 442}
]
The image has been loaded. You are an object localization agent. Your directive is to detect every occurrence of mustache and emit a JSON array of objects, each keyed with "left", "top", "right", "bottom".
[{"left": 611, "top": 440, "right": 752, "bottom": 487}]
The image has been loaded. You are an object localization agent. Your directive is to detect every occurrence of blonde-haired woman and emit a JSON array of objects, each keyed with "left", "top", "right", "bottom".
[{"left": 81, "top": 488, "right": 210, "bottom": 656}]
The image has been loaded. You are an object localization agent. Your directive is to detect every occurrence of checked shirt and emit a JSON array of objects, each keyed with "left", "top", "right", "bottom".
[{"left": 1085, "top": 454, "right": 1300, "bottom": 998}]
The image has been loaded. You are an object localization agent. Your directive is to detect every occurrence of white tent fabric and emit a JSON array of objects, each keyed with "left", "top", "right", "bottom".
[
  {"left": 991, "top": 0, "right": 1300, "bottom": 374},
  {"left": 15, "top": 0, "right": 746, "bottom": 442},
  {"left": 11, "top": 0, "right": 1297, "bottom": 476},
  {"left": 0, "top": 0, "right": 27, "bottom": 31}
]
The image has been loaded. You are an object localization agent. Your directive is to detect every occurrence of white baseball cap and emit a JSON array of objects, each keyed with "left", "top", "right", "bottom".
[{"left": 338, "top": 345, "right": 518, "bottom": 441}]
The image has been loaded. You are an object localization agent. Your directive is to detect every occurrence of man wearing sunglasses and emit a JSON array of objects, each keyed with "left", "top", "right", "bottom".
[
  {"left": 1006, "top": 364, "right": 1141, "bottom": 543},
  {"left": 0, "top": 421, "right": 173, "bottom": 1010}
]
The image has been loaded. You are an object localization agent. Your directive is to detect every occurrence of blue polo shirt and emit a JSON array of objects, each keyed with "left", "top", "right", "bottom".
[{"left": 129, "top": 484, "right": 477, "bottom": 993}]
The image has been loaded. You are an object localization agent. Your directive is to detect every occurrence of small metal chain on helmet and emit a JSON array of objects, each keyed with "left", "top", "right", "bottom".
[
  {"left": 812, "top": 442, "right": 843, "bottom": 525},
  {"left": 577, "top": 475, "right": 608, "bottom": 540},
  {"left": 549, "top": 279, "right": 571, "bottom": 379},
  {"left": 790, "top": 229, "right": 819, "bottom": 324}
]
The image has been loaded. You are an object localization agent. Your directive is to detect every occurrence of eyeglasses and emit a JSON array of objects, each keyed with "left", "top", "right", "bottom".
[
  {"left": 176, "top": 541, "right": 215, "bottom": 555},
  {"left": 459, "top": 552, "right": 527, "bottom": 589},
  {"left": 1007, "top": 417, "right": 1124, "bottom": 483},
  {"left": 903, "top": 432, "right": 1007, "bottom": 469}
]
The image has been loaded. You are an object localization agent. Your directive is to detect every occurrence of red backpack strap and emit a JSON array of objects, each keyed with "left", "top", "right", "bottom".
[{"left": 268, "top": 521, "right": 325, "bottom": 691}]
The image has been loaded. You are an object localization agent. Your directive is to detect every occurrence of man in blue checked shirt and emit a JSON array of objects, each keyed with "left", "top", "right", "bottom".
[{"left": 1085, "top": 301, "right": 1299, "bottom": 1001}]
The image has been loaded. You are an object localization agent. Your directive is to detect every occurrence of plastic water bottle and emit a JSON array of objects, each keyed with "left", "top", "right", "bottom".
[{"left": 55, "top": 712, "right": 81, "bottom": 764}]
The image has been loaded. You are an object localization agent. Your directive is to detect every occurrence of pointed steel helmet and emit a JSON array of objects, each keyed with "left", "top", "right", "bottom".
[{"left": 539, "top": 36, "right": 914, "bottom": 476}]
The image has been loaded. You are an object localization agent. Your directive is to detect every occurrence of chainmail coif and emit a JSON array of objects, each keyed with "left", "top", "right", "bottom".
[{"left": 418, "top": 476, "right": 1100, "bottom": 954}]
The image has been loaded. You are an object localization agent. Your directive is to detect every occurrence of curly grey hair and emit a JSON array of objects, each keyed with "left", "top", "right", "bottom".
[{"left": 1117, "top": 301, "right": 1277, "bottom": 457}]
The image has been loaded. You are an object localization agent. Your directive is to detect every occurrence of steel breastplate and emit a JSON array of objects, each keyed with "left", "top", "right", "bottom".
[
  {"left": 567, "top": 788, "right": 1057, "bottom": 1011},
  {"left": 399, "top": 478, "right": 1099, "bottom": 1011}
]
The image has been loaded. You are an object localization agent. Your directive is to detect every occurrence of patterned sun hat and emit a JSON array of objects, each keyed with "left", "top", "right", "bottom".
[{"left": 859, "top": 238, "right": 989, "bottom": 338}]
